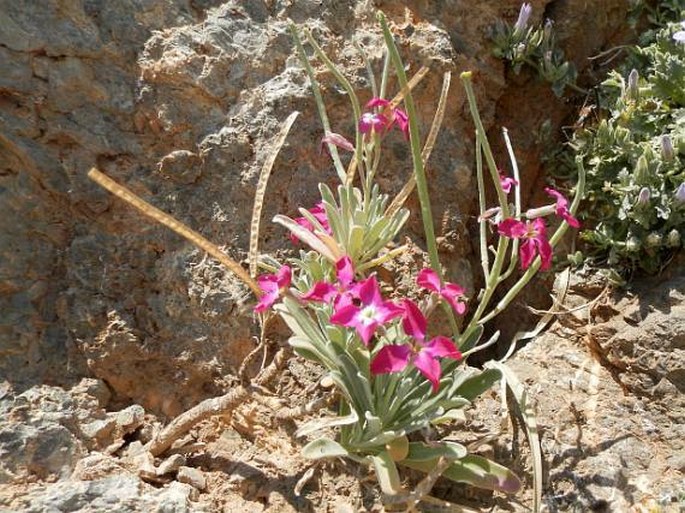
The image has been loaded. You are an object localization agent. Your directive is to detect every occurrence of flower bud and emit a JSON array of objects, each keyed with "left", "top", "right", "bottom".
[
  {"left": 646, "top": 232, "right": 662, "bottom": 248},
  {"left": 634, "top": 154, "right": 649, "bottom": 184},
  {"left": 661, "top": 135, "right": 675, "bottom": 161},
  {"left": 626, "top": 236, "right": 640, "bottom": 252},
  {"left": 675, "top": 182, "right": 685, "bottom": 203},
  {"left": 626, "top": 68, "right": 639, "bottom": 102},
  {"left": 543, "top": 19, "right": 554, "bottom": 41},
  {"left": 514, "top": 42, "right": 527, "bottom": 60},
  {"left": 667, "top": 229, "right": 681, "bottom": 248},
  {"left": 514, "top": 3, "right": 533, "bottom": 34},
  {"left": 637, "top": 187, "right": 651, "bottom": 205}
]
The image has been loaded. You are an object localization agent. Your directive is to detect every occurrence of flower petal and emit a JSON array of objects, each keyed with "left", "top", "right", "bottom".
[
  {"left": 302, "top": 282, "right": 337, "bottom": 302},
  {"left": 401, "top": 299, "right": 427, "bottom": 341},
  {"left": 413, "top": 351, "right": 442, "bottom": 392},
  {"left": 366, "top": 97, "right": 391, "bottom": 109},
  {"left": 254, "top": 290, "right": 279, "bottom": 313},
  {"left": 357, "top": 276, "right": 381, "bottom": 306},
  {"left": 370, "top": 344, "right": 411, "bottom": 375},
  {"left": 354, "top": 318, "right": 378, "bottom": 346},
  {"left": 330, "top": 304, "right": 358, "bottom": 327},
  {"left": 276, "top": 266, "right": 292, "bottom": 288},
  {"left": 423, "top": 336, "right": 462, "bottom": 360},
  {"left": 336, "top": 256, "right": 355, "bottom": 288},
  {"left": 441, "top": 284, "right": 467, "bottom": 315},
  {"left": 519, "top": 239, "right": 537, "bottom": 270},
  {"left": 416, "top": 268, "right": 442, "bottom": 293},
  {"left": 498, "top": 218, "right": 527, "bottom": 238}
]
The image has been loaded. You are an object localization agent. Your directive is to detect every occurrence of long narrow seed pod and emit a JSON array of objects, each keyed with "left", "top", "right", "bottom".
[
  {"left": 249, "top": 111, "right": 299, "bottom": 277},
  {"left": 88, "top": 168, "right": 261, "bottom": 297}
]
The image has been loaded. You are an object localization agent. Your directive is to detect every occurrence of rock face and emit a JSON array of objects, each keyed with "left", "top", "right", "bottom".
[
  {"left": 501, "top": 263, "right": 685, "bottom": 511},
  {"left": 0, "top": 0, "right": 635, "bottom": 416}
]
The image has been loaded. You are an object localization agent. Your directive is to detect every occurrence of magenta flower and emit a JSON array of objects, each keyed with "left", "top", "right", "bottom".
[
  {"left": 302, "top": 256, "right": 355, "bottom": 303},
  {"left": 416, "top": 269, "right": 467, "bottom": 315},
  {"left": 289, "top": 203, "right": 332, "bottom": 244},
  {"left": 254, "top": 266, "right": 292, "bottom": 313},
  {"left": 499, "top": 172, "right": 518, "bottom": 194},
  {"left": 370, "top": 300, "right": 461, "bottom": 392},
  {"left": 330, "top": 275, "right": 402, "bottom": 345},
  {"left": 359, "top": 112, "right": 389, "bottom": 134},
  {"left": 498, "top": 217, "right": 553, "bottom": 270},
  {"left": 393, "top": 108, "right": 409, "bottom": 138},
  {"left": 545, "top": 187, "right": 580, "bottom": 228},
  {"left": 360, "top": 97, "right": 409, "bottom": 138}
]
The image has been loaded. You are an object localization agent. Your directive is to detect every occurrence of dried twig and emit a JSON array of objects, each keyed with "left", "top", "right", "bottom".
[{"left": 145, "top": 348, "right": 288, "bottom": 457}]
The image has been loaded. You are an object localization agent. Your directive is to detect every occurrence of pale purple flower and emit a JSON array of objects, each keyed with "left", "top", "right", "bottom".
[
  {"left": 514, "top": 3, "right": 533, "bottom": 33},
  {"left": 673, "top": 21, "right": 685, "bottom": 43},
  {"left": 254, "top": 266, "right": 292, "bottom": 313},
  {"left": 359, "top": 112, "right": 388, "bottom": 134},
  {"left": 675, "top": 182, "right": 685, "bottom": 203},
  {"left": 330, "top": 275, "right": 403, "bottom": 345},
  {"left": 661, "top": 135, "right": 675, "bottom": 161},
  {"left": 637, "top": 187, "right": 651, "bottom": 205},
  {"left": 360, "top": 97, "right": 409, "bottom": 138},
  {"left": 321, "top": 132, "right": 355, "bottom": 153}
]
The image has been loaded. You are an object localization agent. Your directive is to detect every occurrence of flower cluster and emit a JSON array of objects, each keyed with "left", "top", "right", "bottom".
[{"left": 255, "top": 256, "right": 466, "bottom": 392}]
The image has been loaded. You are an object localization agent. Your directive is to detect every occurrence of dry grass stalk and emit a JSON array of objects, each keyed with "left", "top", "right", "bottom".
[
  {"left": 88, "top": 168, "right": 261, "bottom": 297},
  {"left": 249, "top": 111, "right": 300, "bottom": 277}
]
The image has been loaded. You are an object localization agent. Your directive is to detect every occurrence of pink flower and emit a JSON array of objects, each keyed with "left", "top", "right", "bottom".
[
  {"left": 289, "top": 203, "right": 332, "bottom": 245},
  {"left": 499, "top": 172, "right": 518, "bottom": 194},
  {"left": 544, "top": 187, "right": 580, "bottom": 228},
  {"left": 359, "top": 97, "right": 409, "bottom": 138},
  {"left": 254, "top": 266, "right": 292, "bottom": 313},
  {"left": 330, "top": 275, "right": 403, "bottom": 345},
  {"left": 393, "top": 108, "right": 409, "bottom": 138},
  {"left": 320, "top": 132, "right": 355, "bottom": 153},
  {"left": 498, "top": 217, "right": 553, "bottom": 270},
  {"left": 416, "top": 269, "right": 467, "bottom": 315},
  {"left": 302, "top": 256, "right": 355, "bottom": 303},
  {"left": 359, "top": 112, "right": 389, "bottom": 134},
  {"left": 371, "top": 300, "right": 461, "bottom": 392}
]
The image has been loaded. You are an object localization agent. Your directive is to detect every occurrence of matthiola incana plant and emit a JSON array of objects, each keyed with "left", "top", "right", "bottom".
[{"left": 253, "top": 13, "right": 584, "bottom": 504}]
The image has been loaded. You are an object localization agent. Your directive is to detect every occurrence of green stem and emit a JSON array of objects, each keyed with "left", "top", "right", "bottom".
[
  {"left": 498, "top": 127, "right": 521, "bottom": 282},
  {"left": 304, "top": 30, "right": 364, "bottom": 178},
  {"left": 290, "top": 24, "right": 347, "bottom": 183},
  {"left": 460, "top": 72, "right": 510, "bottom": 218},
  {"left": 476, "top": 136, "right": 490, "bottom": 280},
  {"left": 378, "top": 13, "right": 459, "bottom": 337},
  {"left": 479, "top": 157, "right": 586, "bottom": 325}
]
